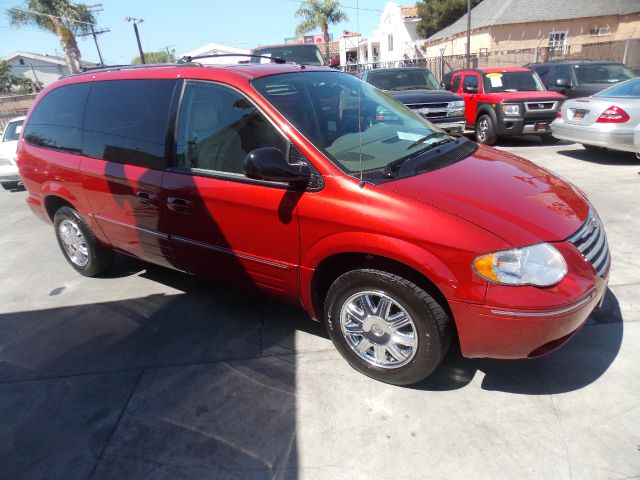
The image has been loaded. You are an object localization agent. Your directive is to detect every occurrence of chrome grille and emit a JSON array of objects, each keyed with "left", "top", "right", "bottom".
[{"left": 568, "top": 211, "right": 610, "bottom": 277}]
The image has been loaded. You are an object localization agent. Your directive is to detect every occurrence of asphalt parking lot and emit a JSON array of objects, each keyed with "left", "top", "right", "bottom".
[{"left": 1, "top": 139, "right": 639, "bottom": 480}]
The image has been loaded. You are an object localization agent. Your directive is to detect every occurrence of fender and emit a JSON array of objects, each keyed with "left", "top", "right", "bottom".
[
  {"left": 299, "top": 231, "right": 466, "bottom": 320},
  {"left": 475, "top": 102, "right": 498, "bottom": 124}
]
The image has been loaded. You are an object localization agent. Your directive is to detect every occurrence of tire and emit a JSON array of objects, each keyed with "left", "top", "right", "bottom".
[
  {"left": 540, "top": 134, "right": 560, "bottom": 144},
  {"left": 1, "top": 181, "right": 19, "bottom": 191},
  {"left": 475, "top": 114, "right": 497, "bottom": 145},
  {"left": 53, "top": 206, "right": 114, "bottom": 276},
  {"left": 583, "top": 144, "right": 606, "bottom": 152},
  {"left": 324, "top": 269, "right": 452, "bottom": 385}
]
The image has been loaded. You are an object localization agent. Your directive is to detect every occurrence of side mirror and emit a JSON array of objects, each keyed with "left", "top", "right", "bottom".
[
  {"left": 463, "top": 85, "right": 478, "bottom": 93},
  {"left": 555, "top": 78, "right": 571, "bottom": 88},
  {"left": 244, "top": 147, "right": 311, "bottom": 184}
]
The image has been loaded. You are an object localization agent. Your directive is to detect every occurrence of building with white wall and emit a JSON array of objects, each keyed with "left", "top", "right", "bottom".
[
  {"left": 3, "top": 52, "right": 96, "bottom": 87},
  {"left": 340, "top": 2, "right": 424, "bottom": 68},
  {"left": 179, "top": 42, "right": 251, "bottom": 64}
]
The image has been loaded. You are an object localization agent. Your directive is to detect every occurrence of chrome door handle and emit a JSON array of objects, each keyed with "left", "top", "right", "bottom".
[{"left": 167, "top": 197, "right": 194, "bottom": 215}]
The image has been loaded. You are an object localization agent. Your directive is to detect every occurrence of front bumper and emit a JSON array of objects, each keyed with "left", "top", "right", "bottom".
[
  {"left": 551, "top": 120, "right": 636, "bottom": 152},
  {"left": 432, "top": 116, "right": 466, "bottom": 134},
  {"left": 450, "top": 274, "right": 607, "bottom": 359},
  {"left": 496, "top": 116, "right": 557, "bottom": 136}
]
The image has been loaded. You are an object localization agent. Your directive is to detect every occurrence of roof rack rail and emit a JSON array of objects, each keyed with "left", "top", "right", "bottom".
[
  {"left": 74, "top": 62, "right": 197, "bottom": 76},
  {"left": 177, "top": 53, "right": 286, "bottom": 64}
]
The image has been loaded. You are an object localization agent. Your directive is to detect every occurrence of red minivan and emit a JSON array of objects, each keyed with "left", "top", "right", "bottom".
[{"left": 17, "top": 62, "right": 610, "bottom": 385}]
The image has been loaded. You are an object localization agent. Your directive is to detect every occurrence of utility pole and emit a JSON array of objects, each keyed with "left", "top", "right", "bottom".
[
  {"left": 125, "top": 16, "right": 145, "bottom": 64},
  {"left": 79, "top": 4, "right": 108, "bottom": 66},
  {"left": 466, "top": 0, "right": 471, "bottom": 68}
]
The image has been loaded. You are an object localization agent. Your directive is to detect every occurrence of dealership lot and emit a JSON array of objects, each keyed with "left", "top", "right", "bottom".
[{"left": 0, "top": 139, "right": 639, "bottom": 480}]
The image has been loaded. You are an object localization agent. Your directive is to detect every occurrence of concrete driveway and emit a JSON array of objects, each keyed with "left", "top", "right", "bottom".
[{"left": 1, "top": 139, "right": 639, "bottom": 480}]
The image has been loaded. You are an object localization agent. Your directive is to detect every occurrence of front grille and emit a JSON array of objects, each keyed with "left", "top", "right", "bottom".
[
  {"left": 407, "top": 103, "right": 449, "bottom": 110},
  {"left": 568, "top": 210, "right": 610, "bottom": 277},
  {"left": 524, "top": 101, "right": 557, "bottom": 112}
]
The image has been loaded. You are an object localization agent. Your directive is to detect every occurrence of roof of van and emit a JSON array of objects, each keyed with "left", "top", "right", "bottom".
[{"left": 71, "top": 62, "right": 334, "bottom": 81}]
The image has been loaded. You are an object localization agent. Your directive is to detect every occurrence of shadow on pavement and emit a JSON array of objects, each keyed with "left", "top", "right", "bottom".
[
  {"left": 0, "top": 263, "right": 323, "bottom": 480},
  {"left": 557, "top": 147, "right": 640, "bottom": 166},
  {"left": 415, "top": 288, "right": 623, "bottom": 395}
]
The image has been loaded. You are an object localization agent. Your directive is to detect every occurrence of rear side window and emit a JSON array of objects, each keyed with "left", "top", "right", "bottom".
[
  {"left": 82, "top": 79, "right": 176, "bottom": 169},
  {"left": 23, "top": 83, "right": 90, "bottom": 153}
]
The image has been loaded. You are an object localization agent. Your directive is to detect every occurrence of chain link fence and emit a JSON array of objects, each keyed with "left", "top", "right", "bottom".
[
  {"left": 341, "top": 39, "right": 640, "bottom": 81},
  {"left": 0, "top": 94, "right": 36, "bottom": 132}
]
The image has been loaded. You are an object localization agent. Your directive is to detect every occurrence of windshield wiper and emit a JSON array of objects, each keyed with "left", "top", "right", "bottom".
[
  {"left": 405, "top": 132, "right": 448, "bottom": 150},
  {"left": 384, "top": 136, "right": 455, "bottom": 178}
]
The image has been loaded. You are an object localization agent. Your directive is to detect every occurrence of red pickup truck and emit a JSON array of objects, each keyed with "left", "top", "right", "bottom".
[{"left": 445, "top": 67, "right": 566, "bottom": 145}]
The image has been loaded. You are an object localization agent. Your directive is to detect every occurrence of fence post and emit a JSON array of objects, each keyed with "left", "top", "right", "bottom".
[{"left": 623, "top": 39, "right": 630, "bottom": 65}]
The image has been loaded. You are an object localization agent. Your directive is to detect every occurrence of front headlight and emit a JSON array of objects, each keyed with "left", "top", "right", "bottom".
[
  {"left": 449, "top": 100, "right": 465, "bottom": 108},
  {"left": 501, "top": 104, "right": 520, "bottom": 116},
  {"left": 473, "top": 243, "right": 567, "bottom": 286}
]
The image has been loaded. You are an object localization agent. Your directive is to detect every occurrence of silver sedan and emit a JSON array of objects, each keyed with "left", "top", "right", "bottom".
[{"left": 551, "top": 77, "right": 640, "bottom": 153}]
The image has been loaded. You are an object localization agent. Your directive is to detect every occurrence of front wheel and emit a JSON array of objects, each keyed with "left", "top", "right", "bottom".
[
  {"left": 54, "top": 206, "right": 114, "bottom": 276},
  {"left": 475, "top": 114, "right": 497, "bottom": 145},
  {"left": 324, "top": 269, "right": 452, "bottom": 385},
  {"left": 541, "top": 134, "right": 560, "bottom": 144}
]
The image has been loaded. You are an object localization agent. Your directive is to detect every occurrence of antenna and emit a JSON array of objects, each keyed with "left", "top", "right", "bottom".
[{"left": 357, "top": 0, "right": 364, "bottom": 187}]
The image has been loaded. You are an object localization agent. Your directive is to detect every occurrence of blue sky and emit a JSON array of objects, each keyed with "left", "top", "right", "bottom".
[{"left": 0, "top": 0, "right": 392, "bottom": 64}]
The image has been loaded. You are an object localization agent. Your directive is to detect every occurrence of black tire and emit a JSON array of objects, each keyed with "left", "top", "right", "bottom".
[
  {"left": 583, "top": 144, "right": 606, "bottom": 152},
  {"left": 53, "top": 206, "right": 114, "bottom": 276},
  {"left": 540, "top": 134, "right": 560, "bottom": 144},
  {"left": 1, "top": 181, "right": 19, "bottom": 191},
  {"left": 324, "top": 269, "right": 452, "bottom": 385},
  {"left": 475, "top": 114, "right": 497, "bottom": 145}
]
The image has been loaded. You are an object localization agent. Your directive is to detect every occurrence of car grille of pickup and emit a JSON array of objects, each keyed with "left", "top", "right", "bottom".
[
  {"left": 406, "top": 102, "right": 451, "bottom": 119},
  {"left": 568, "top": 210, "right": 610, "bottom": 277}
]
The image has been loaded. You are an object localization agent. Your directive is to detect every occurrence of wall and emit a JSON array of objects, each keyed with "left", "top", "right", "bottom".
[{"left": 9, "top": 57, "right": 68, "bottom": 87}]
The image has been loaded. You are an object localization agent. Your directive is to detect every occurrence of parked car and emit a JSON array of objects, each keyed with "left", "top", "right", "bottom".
[
  {"left": 18, "top": 63, "right": 609, "bottom": 385},
  {"left": 0, "top": 115, "right": 25, "bottom": 190},
  {"left": 551, "top": 77, "right": 640, "bottom": 153},
  {"left": 251, "top": 43, "right": 325, "bottom": 66},
  {"left": 360, "top": 67, "right": 466, "bottom": 135},
  {"left": 447, "top": 67, "right": 565, "bottom": 145},
  {"left": 526, "top": 60, "right": 636, "bottom": 98}
]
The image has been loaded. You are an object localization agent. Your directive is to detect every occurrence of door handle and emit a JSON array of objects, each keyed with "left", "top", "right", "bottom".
[
  {"left": 136, "top": 190, "right": 158, "bottom": 206},
  {"left": 167, "top": 197, "right": 194, "bottom": 215}
]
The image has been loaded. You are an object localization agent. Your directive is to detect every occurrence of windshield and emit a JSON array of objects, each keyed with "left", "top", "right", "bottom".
[
  {"left": 252, "top": 45, "right": 325, "bottom": 65},
  {"left": 252, "top": 71, "right": 443, "bottom": 173},
  {"left": 575, "top": 63, "right": 635, "bottom": 85},
  {"left": 367, "top": 69, "right": 440, "bottom": 91},
  {"left": 2, "top": 119, "right": 23, "bottom": 142},
  {"left": 594, "top": 78, "right": 640, "bottom": 98},
  {"left": 482, "top": 71, "right": 545, "bottom": 93}
]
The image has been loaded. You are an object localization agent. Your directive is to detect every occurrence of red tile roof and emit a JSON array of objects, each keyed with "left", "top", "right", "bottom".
[{"left": 401, "top": 6, "right": 419, "bottom": 19}]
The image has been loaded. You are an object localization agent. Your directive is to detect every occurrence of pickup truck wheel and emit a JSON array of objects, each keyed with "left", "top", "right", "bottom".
[
  {"left": 324, "top": 269, "right": 452, "bottom": 385},
  {"left": 54, "top": 206, "right": 114, "bottom": 276},
  {"left": 476, "top": 114, "right": 497, "bottom": 145}
]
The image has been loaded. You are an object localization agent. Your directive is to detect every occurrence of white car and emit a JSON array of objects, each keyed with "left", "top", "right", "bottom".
[{"left": 0, "top": 116, "right": 25, "bottom": 190}]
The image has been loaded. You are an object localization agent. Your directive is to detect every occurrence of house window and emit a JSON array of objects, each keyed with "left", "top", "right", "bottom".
[
  {"left": 19, "top": 58, "right": 25, "bottom": 65},
  {"left": 590, "top": 25, "right": 611, "bottom": 36},
  {"left": 388, "top": 34, "right": 394, "bottom": 52},
  {"left": 548, "top": 31, "right": 567, "bottom": 55}
]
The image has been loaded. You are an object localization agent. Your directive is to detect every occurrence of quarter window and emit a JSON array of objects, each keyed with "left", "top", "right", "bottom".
[
  {"left": 548, "top": 65, "right": 572, "bottom": 86},
  {"left": 175, "top": 82, "right": 287, "bottom": 175},
  {"left": 23, "top": 83, "right": 90, "bottom": 153},
  {"left": 82, "top": 79, "right": 176, "bottom": 169}
]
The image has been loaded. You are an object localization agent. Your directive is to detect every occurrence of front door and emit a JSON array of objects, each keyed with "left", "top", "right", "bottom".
[
  {"left": 460, "top": 73, "right": 482, "bottom": 126},
  {"left": 162, "top": 80, "right": 302, "bottom": 301}
]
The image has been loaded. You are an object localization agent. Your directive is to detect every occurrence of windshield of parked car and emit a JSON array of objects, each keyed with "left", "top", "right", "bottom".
[
  {"left": 367, "top": 69, "right": 441, "bottom": 91},
  {"left": 252, "top": 45, "right": 325, "bottom": 65},
  {"left": 252, "top": 71, "right": 444, "bottom": 173},
  {"left": 574, "top": 64, "right": 635, "bottom": 85},
  {"left": 594, "top": 78, "right": 640, "bottom": 98},
  {"left": 481, "top": 71, "right": 545, "bottom": 93},
  {"left": 2, "top": 119, "right": 23, "bottom": 142}
]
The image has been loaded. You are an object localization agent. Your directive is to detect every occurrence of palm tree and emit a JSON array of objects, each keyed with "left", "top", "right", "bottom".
[
  {"left": 7, "top": 0, "right": 95, "bottom": 73},
  {"left": 295, "top": 0, "right": 348, "bottom": 63}
]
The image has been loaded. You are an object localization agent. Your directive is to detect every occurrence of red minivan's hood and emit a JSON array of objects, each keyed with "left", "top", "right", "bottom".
[{"left": 380, "top": 146, "right": 589, "bottom": 246}]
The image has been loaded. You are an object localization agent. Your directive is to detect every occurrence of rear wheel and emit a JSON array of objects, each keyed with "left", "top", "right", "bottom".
[
  {"left": 540, "top": 134, "right": 560, "bottom": 144},
  {"left": 54, "top": 206, "right": 114, "bottom": 276},
  {"left": 583, "top": 144, "right": 606, "bottom": 152},
  {"left": 476, "top": 114, "right": 497, "bottom": 145},
  {"left": 324, "top": 269, "right": 452, "bottom": 385}
]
